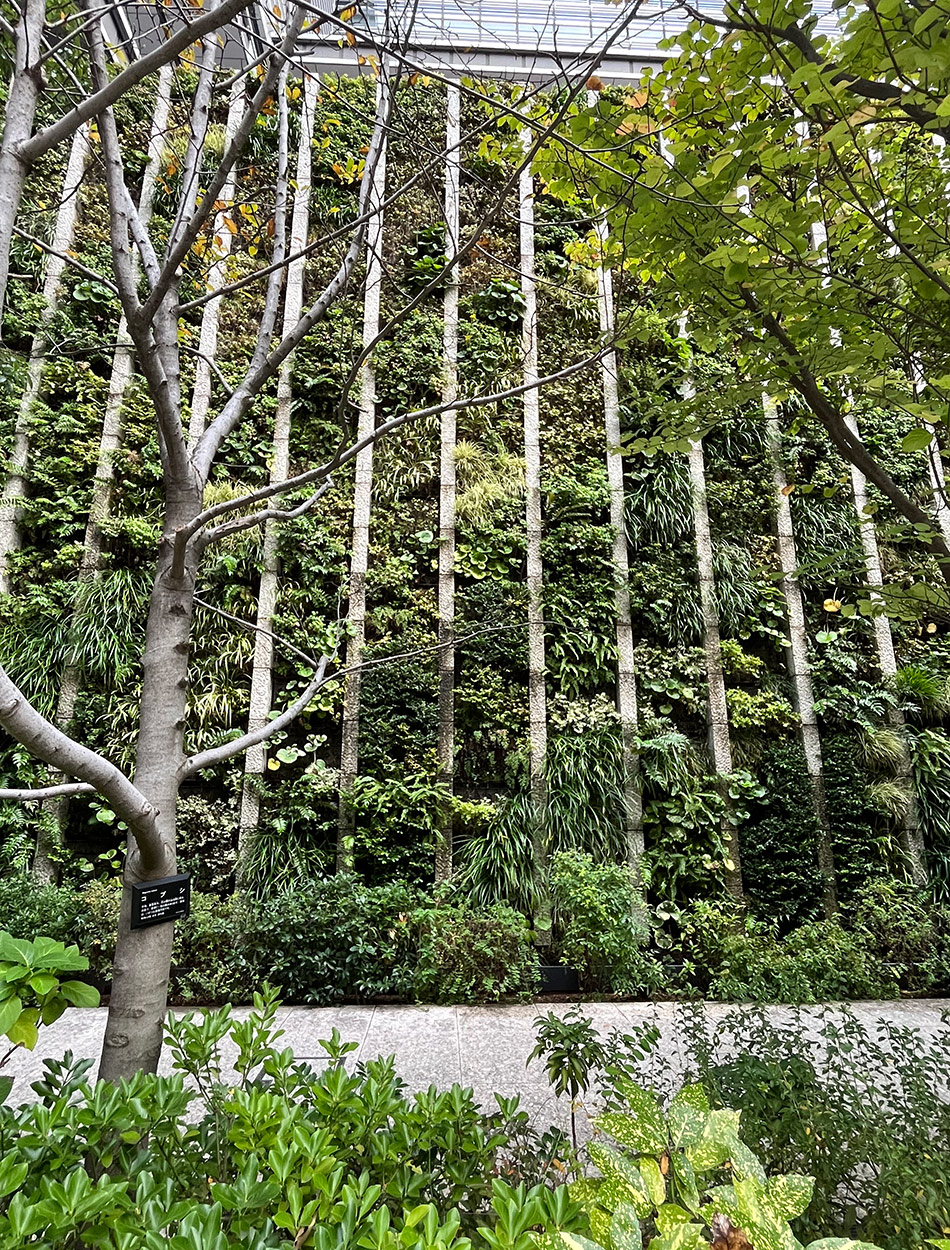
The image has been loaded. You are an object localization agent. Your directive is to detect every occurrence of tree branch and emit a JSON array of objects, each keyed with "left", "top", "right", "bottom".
[
  {"left": 0, "top": 781, "right": 94, "bottom": 800},
  {"left": 18, "top": 0, "right": 257, "bottom": 165},
  {"left": 0, "top": 666, "right": 158, "bottom": 853}
]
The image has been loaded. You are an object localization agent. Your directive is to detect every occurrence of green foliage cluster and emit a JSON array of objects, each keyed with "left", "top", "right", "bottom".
[{"left": 0, "top": 992, "right": 577, "bottom": 1249}]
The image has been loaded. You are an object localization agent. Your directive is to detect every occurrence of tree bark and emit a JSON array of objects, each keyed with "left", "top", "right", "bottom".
[
  {"left": 520, "top": 131, "right": 550, "bottom": 945},
  {"left": 435, "top": 83, "right": 460, "bottom": 883},
  {"left": 764, "top": 394, "right": 837, "bottom": 916},
  {"left": 98, "top": 494, "right": 202, "bottom": 1084},
  {"left": 685, "top": 426, "right": 744, "bottom": 900},
  {"left": 594, "top": 222, "right": 644, "bottom": 878},
  {"left": 0, "top": 122, "right": 89, "bottom": 596},
  {"left": 238, "top": 76, "right": 319, "bottom": 874},
  {"left": 337, "top": 98, "right": 387, "bottom": 872}
]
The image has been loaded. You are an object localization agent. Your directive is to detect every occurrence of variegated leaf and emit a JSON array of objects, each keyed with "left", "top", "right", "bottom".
[
  {"left": 639, "top": 1158, "right": 666, "bottom": 1208},
  {"left": 668, "top": 1084, "right": 708, "bottom": 1146},
  {"left": 609, "top": 1202, "right": 644, "bottom": 1250},
  {"left": 766, "top": 1174, "right": 814, "bottom": 1220}
]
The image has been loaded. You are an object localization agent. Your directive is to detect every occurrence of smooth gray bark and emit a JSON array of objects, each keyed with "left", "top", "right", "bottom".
[
  {"left": 764, "top": 394, "right": 837, "bottom": 916},
  {"left": 337, "top": 102, "right": 388, "bottom": 872},
  {"left": 435, "top": 83, "right": 461, "bottom": 882},
  {"left": 520, "top": 131, "right": 550, "bottom": 945},
  {"left": 0, "top": 0, "right": 46, "bottom": 330}
]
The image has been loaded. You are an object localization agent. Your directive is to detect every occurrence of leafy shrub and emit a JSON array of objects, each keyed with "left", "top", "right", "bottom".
[
  {"left": 853, "top": 877, "right": 950, "bottom": 993},
  {"left": 548, "top": 851, "right": 660, "bottom": 995},
  {"left": 0, "top": 992, "right": 576, "bottom": 1248},
  {"left": 413, "top": 902, "right": 539, "bottom": 1003},
  {"left": 676, "top": 902, "right": 893, "bottom": 1003},
  {"left": 0, "top": 875, "right": 85, "bottom": 946},
  {"left": 239, "top": 874, "right": 421, "bottom": 1003},
  {"left": 675, "top": 1004, "right": 950, "bottom": 1250}
]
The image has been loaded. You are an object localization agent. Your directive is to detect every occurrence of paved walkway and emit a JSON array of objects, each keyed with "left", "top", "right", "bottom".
[{"left": 5, "top": 999, "right": 948, "bottom": 1126}]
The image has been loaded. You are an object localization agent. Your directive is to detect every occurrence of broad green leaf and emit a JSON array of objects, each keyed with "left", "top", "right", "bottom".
[
  {"left": 668, "top": 1085, "right": 708, "bottom": 1145},
  {"left": 7, "top": 1009, "right": 39, "bottom": 1051},
  {"left": 902, "top": 428, "right": 933, "bottom": 452},
  {"left": 0, "top": 1076, "right": 11, "bottom": 1104},
  {"left": 646, "top": 1224, "right": 707, "bottom": 1250},
  {"left": 767, "top": 1174, "right": 814, "bottom": 1220},
  {"left": 59, "top": 980, "right": 101, "bottom": 1008},
  {"left": 655, "top": 1205, "right": 693, "bottom": 1233},
  {"left": 804, "top": 1241, "right": 885, "bottom": 1250},
  {"left": 597, "top": 1083, "right": 666, "bottom": 1153},
  {"left": 28, "top": 973, "right": 58, "bottom": 997},
  {"left": 0, "top": 995, "right": 22, "bottom": 1038},
  {"left": 589, "top": 1143, "right": 653, "bottom": 1218}
]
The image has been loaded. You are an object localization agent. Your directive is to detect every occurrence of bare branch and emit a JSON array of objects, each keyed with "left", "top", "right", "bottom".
[
  {"left": 182, "top": 345, "right": 607, "bottom": 543},
  {"left": 12, "top": 225, "right": 118, "bottom": 295},
  {"left": 200, "top": 480, "right": 333, "bottom": 546},
  {"left": 0, "top": 665, "right": 159, "bottom": 855},
  {"left": 0, "top": 781, "right": 94, "bottom": 801},
  {"left": 18, "top": 0, "right": 257, "bottom": 165}
]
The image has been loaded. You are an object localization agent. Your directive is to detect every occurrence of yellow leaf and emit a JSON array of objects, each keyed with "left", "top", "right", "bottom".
[
  {"left": 823, "top": 599, "right": 841, "bottom": 612},
  {"left": 345, "top": 28, "right": 356, "bottom": 46},
  {"left": 222, "top": 217, "right": 238, "bottom": 234},
  {"left": 248, "top": 245, "right": 258, "bottom": 256},
  {"left": 780, "top": 483, "right": 795, "bottom": 496}
]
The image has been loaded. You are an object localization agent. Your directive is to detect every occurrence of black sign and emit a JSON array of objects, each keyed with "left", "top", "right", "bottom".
[{"left": 130, "top": 874, "right": 191, "bottom": 930}]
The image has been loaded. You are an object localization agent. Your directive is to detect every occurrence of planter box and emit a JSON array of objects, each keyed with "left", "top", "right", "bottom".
[{"left": 537, "top": 963, "right": 580, "bottom": 994}]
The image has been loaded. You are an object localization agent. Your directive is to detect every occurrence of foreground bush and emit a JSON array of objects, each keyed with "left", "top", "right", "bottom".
[
  {"left": 538, "top": 1003, "right": 950, "bottom": 1250},
  {"left": 0, "top": 993, "right": 890, "bottom": 1250}
]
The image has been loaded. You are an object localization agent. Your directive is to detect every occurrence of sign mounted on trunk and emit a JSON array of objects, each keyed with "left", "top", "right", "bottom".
[{"left": 130, "top": 874, "right": 191, "bottom": 930}]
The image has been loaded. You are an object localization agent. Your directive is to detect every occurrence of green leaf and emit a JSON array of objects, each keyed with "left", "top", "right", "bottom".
[
  {"left": 7, "top": 1009, "right": 39, "bottom": 1050},
  {"left": 59, "top": 980, "right": 100, "bottom": 1008},
  {"left": 646, "top": 1225, "right": 707, "bottom": 1250},
  {"left": 0, "top": 995, "right": 22, "bottom": 1038},
  {"left": 597, "top": 1082, "right": 667, "bottom": 1153},
  {"left": 767, "top": 1174, "right": 814, "bottom": 1220},
  {"left": 0, "top": 1076, "right": 12, "bottom": 1105},
  {"left": 902, "top": 428, "right": 933, "bottom": 453},
  {"left": 28, "top": 973, "right": 58, "bottom": 997},
  {"left": 668, "top": 1084, "right": 708, "bottom": 1145},
  {"left": 639, "top": 1157, "right": 666, "bottom": 1207},
  {"left": 804, "top": 1242, "right": 884, "bottom": 1250},
  {"left": 589, "top": 1143, "right": 653, "bottom": 1218},
  {"left": 609, "top": 1203, "right": 644, "bottom": 1250}
]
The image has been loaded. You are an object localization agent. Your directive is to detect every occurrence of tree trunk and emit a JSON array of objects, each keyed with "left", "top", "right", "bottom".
[
  {"left": 594, "top": 223, "right": 643, "bottom": 878},
  {"left": 337, "top": 107, "right": 387, "bottom": 872},
  {"left": 0, "top": 123, "right": 89, "bottom": 595},
  {"left": 188, "top": 80, "right": 244, "bottom": 445},
  {"left": 764, "top": 394, "right": 837, "bottom": 916},
  {"left": 37, "top": 65, "right": 174, "bottom": 883},
  {"left": 0, "top": 0, "right": 45, "bottom": 329},
  {"left": 686, "top": 428, "right": 744, "bottom": 901},
  {"left": 238, "top": 78, "right": 319, "bottom": 874},
  {"left": 435, "top": 83, "right": 460, "bottom": 882},
  {"left": 845, "top": 412, "right": 926, "bottom": 884},
  {"left": 98, "top": 490, "right": 201, "bottom": 1084},
  {"left": 520, "top": 133, "right": 550, "bottom": 944}
]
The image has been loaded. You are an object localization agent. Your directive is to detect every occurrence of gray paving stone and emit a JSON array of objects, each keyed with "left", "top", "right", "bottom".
[{"left": 5, "top": 999, "right": 950, "bottom": 1119}]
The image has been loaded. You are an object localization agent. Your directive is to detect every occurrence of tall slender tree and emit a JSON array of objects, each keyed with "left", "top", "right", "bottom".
[
  {"left": 519, "top": 130, "right": 550, "bottom": 943},
  {"left": 435, "top": 82, "right": 461, "bottom": 882},
  {"left": 764, "top": 393, "right": 837, "bottom": 915},
  {"left": 337, "top": 92, "right": 388, "bottom": 872},
  {"left": 37, "top": 65, "right": 175, "bottom": 883},
  {"left": 594, "top": 222, "right": 643, "bottom": 877},
  {"left": 679, "top": 343, "right": 743, "bottom": 900}
]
